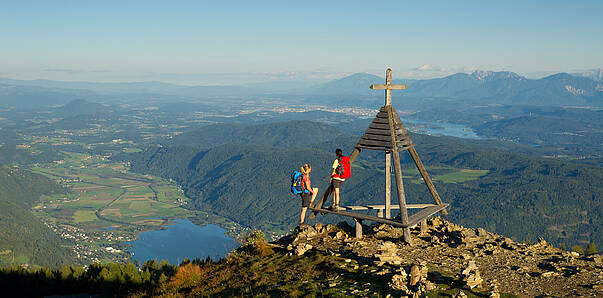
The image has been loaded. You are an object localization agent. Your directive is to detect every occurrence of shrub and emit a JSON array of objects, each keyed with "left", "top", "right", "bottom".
[
  {"left": 169, "top": 263, "right": 202, "bottom": 289},
  {"left": 243, "top": 230, "right": 273, "bottom": 257}
]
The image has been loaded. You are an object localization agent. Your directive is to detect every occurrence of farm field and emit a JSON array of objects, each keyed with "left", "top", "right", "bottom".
[{"left": 28, "top": 151, "right": 197, "bottom": 263}]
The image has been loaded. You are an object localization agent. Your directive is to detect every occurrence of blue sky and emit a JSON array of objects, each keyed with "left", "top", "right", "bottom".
[{"left": 1, "top": 0, "right": 602, "bottom": 84}]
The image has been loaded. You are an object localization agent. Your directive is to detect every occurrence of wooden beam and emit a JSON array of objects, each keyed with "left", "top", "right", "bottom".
[
  {"left": 307, "top": 184, "right": 333, "bottom": 221},
  {"left": 407, "top": 204, "right": 449, "bottom": 226},
  {"left": 385, "top": 151, "right": 391, "bottom": 219},
  {"left": 307, "top": 204, "right": 449, "bottom": 228},
  {"left": 349, "top": 147, "right": 361, "bottom": 163},
  {"left": 308, "top": 207, "right": 408, "bottom": 227},
  {"left": 407, "top": 147, "right": 448, "bottom": 215},
  {"left": 340, "top": 204, "right": 436, "bottom": 211},
  {"left": 370, "top": 84, "right": 407, "bottom": 90},
  {"left": 387, "top": 106, "right": 411, "bottom": 244}
]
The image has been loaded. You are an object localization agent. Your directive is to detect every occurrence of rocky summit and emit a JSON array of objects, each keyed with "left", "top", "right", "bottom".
[{"left": 277, "top": 217, "right": 602, "bottom": 297}]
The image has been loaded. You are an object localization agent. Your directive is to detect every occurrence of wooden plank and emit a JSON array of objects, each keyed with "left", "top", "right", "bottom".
[
  {"left": 356, "top": 143, "right": 414, "bottom": 151},
  {"left": 340, "top": 204, "right": 435, "bottom": 210},
  {"left": 362, "top": 133, "right": 409, "bottom": 142},
  {"left": 388, "top": 105, "right": 411, "bottom": 244},
  {"left": 363, "top": 127, "right": 408, "bottom": 137},
  {"left": 369, "top": 84, "right": 407, "bottom": 90},
  {"left": 308, "top": 206, "right": 410, "bottom": 228},
  {"left": 357, "top": 139, "right": 412, "bottom": 149},
  {"left": 358, "top": 138, "right": 392, "bottom": 148},
  {"left": 363, "top": 204, "right": 435, "bottom": 209},
  {"left": 371, "top": 117, "right": 391, "bottom": 124},
  {"left": 407, "top": 204, "right": 449, "bottom": 227},
  {"left": 309, "top": 204, "right": 448, "bottom": 228},
  {"left": 408, "top": 147, "right": 447, "bottom": 215}
]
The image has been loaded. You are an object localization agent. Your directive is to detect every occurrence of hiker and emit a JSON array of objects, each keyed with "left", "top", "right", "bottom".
[
  {"left": 329, "top": 148, "right": 350, "bottom": 210},
  {"left": 299, "top": 163, "right": 318, "bottom": 226}
]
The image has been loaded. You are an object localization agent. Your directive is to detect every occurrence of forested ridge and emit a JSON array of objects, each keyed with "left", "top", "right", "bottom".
[
  {"left": 0, "top": 165, "right": 75, "bottom": 267},
  {"left": 121, "top": 121, "right": 602, "bottom": 249}
]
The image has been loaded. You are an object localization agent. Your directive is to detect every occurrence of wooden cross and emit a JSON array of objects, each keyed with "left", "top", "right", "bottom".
[{"left": 370, "top": 68, "right": 407, "bottom": 106}]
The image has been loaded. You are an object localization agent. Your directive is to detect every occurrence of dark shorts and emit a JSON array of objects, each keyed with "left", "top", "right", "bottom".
[
  {"left": 331, "top": 179, "right": 344, "bottom": 189},
  {"left": 301, "top": 193, "right": 312, "bottom": 207}
]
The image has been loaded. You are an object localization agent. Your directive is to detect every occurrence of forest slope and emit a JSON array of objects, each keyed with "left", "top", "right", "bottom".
[{"left": 121, "top": 121, "right": 602, "bottom": 249}]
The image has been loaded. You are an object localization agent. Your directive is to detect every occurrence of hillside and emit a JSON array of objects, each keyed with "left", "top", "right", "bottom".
[
  {"left": 121, "top": 121, "right": 603, "bottom": 249},
  {"left": 0, "top": 165, "right": 75, "bottom": 267},
  {"left": 169, "top": 120, "right": 346, "bottom": 148},
  {"left": 1, "top": 218, "right": 601, "bottom": 297}
]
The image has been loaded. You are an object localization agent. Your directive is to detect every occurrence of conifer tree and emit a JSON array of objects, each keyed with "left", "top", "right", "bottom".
[
  {"left": 572, "top": 245, "right": 584, "bottom": 255},
  {"left": 585, "top": 243, "right": 597, "bottom": 255}
]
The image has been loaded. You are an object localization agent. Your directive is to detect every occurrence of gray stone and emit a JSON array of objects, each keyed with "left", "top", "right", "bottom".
[{"left": 295, "top": 243, "right": 313, "bottom": 256}]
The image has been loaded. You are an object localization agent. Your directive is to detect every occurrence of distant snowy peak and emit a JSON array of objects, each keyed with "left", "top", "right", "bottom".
[{"left": 470, "top": 70, "right": 525, "bottom": 81}]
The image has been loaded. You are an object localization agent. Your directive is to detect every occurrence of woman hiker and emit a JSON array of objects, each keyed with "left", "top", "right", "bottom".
[
  {"left": 329, "top": 148, "right": 346, "bottom": 210},
  {"left": 299, "top": 163, "right": 318, "bottom": 227}
]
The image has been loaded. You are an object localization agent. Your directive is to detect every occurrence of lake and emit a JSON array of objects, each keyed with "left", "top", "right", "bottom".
[
  {"left": 128, "top": 219, "right": 239, "bottom": 265},
  {"left": 401, "top": 118, "right": 483, "bottom": 140}
]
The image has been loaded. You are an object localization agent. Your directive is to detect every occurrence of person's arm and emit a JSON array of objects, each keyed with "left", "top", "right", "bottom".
[{"left": 330, "top": 159, "right": 338, "bottom": 180}]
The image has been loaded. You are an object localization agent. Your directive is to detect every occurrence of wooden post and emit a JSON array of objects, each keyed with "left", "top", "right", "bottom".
[
  {"left": 387, "top": 106, "right": 411, "bottom": 244},
  {"left": 420, "top": 218, "right": 427, "bottom": 234},
  {"left": 354, "top": 218, "right": 363, "bottom": 239},
  {"left": 408, "top": 147, "right": 447, "bottom": 215},
  {"left": 385, "top": 68, "right": 392, "bottom": 106},
  {"left": 385, "top": 151, "right": 391, "bottom": 219}
]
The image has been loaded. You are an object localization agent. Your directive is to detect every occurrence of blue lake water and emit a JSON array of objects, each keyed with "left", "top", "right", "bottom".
[
  {"left": 128, "top": 219, "right": 239, "bottom": 265},
  {"left": 401, "top": 118, "right": 483, "bottom": 140}
]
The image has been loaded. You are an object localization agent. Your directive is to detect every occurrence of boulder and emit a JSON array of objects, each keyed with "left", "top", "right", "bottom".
[
  {"left": 294, "top": 243, "right": 313, "bottom": 256},
  {"left": 389, "top": 273, "right": 409, "bottom": 292},
  {"left": 375, "top": 241, "right": 403, "bottom": 265},
  {"left": 461, "top": 260, "right": 483, "bottom": 289}
]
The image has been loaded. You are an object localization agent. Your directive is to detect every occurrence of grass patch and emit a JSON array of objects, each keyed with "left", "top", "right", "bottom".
[
  {"left": 433, "top": 169, "right": 489, "bottom": 183},
  {"left": 73, "top": 210, "right": 97, "bottom": 223}
]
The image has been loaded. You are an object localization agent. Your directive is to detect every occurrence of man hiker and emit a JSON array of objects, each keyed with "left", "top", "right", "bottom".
[
  {"left": 299, "top": 163, "right": 318, "bottom": 226},
  {"left": 329, "top": 148, "right": 348, "bottom": 210}
]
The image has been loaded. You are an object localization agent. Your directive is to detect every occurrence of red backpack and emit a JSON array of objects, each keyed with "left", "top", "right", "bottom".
[{"left": 333, "top": 156, "right": 351, "bottom": 179}]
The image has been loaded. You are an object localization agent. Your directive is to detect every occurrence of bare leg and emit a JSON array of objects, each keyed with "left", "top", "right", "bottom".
[
  {"left": 311, "top": 187, "right": 318, "bottom": 203},
  {"left": 300, "top": 207, "right": 307, "bottom": 224},
  {"left": 334, "top": 187, "right": 340, "bottom": 206}
]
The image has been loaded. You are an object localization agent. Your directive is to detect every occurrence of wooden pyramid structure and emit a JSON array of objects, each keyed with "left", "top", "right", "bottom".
[{"left": 308, "top": 68, "right": 448, "bottom": 244}]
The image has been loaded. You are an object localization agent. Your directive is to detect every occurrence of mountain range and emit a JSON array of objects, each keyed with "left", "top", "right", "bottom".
[{"left": 2, "top": 70, "right": 602, "bottom": 109}]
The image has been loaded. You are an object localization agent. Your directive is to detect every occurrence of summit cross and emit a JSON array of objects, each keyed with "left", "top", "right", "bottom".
[{"left": 370, "top": 68, "right": 407, "bottom": 106}]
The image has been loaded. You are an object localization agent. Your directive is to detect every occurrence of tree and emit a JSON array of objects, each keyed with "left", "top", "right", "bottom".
[
  {"left": 585, "top": 243, "right": 597, "bottom": 255},
  {"left": 572, "top": 245, "right": 584, "bottom": 255}
]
